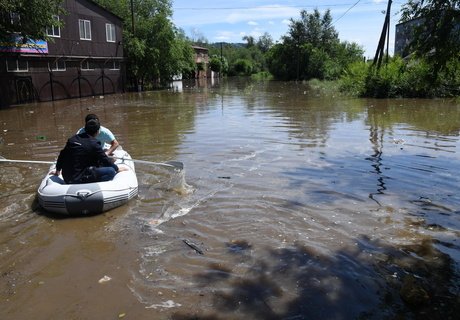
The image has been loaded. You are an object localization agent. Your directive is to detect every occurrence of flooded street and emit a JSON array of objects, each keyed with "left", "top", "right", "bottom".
[{"left": 1, "top": 78, "right": 459, "bottom": 319}]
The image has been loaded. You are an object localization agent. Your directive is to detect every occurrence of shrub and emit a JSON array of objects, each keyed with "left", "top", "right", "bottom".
[
  {"left": 339, "top": 61, "right": 368, "bottom": 96},
  {"left": 339, "top": 56, "right": 460, "bottom": 98}
]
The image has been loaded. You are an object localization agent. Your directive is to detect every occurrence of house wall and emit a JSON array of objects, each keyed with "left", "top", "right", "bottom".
[
  {"left": 192, "top": 46, "right": 210, "bottom": 79},
  {"left": 0, "top": 0, "right": 124, "bottom": 107}
]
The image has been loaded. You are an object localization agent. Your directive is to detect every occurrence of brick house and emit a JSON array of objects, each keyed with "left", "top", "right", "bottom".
[
  {"left": 0, "top": 0, "right": 124, "bottom": 107},
  {"left": 192, "top": 45, "right": 209, "bottom": 78}
]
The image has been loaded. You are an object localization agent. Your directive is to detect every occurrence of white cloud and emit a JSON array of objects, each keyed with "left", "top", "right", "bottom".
[
  {"left": 248, "top": 21, "right": 258, "bottom": 26},
  {"left": 214, "top": 30, "right": 238, "bottom": 41},
  {"left": 225, "top": 5, "right": 300, "bottom": 24}
]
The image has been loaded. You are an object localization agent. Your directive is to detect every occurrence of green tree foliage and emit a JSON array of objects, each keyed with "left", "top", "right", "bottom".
[
  {"left": 267, "top": 9, "right": 364, "bottom": 81},
  {"left": 256, "top": 32, "right": 273, "bottom": 53},
  {"left": 400, "top": 0, "right": 460, "bottom": 73},
  {"left": 233, "top": 59, "right": 253, "bottom": 76},
  {"left": 242, "top": 35, "right": 255, "bottom": 48},
  {"left": 340, "top": 56, "right": 460, "bottom": 98},
  {"left": 209, "top": 55, "right": 224, "bottom": 73},
  {"left": 94, "top": 0, "right": 195, "bottom": 88},
  {"left": 0, "top": 0, "right": 65, "bottom": 41}
]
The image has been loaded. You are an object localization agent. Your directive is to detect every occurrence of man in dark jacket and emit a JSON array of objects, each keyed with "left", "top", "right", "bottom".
[{"left": 53, "top": 119, "right": 124, "bottom": 184}]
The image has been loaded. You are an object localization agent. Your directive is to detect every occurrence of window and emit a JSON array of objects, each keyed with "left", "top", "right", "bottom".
[
  {"left": 49, "top": 60, "right": 66, "bottom": 71},
  {"left": 9, "top": 12, "right": 20, "bottom": 25},
  {"left": 106, "top": 23, "right": 115, "bottom": 42},
  {"left": 46, "top": 15, "right": 60, "bottom": 37},
  {"left": 81, "top": 60, "right": 96, "bottom": 70},
  {"left": 79, "top": 19, "right": 91, "bottom": 40},
  {"left": 108, "top": 60, "right": 120, "bottom": 70},
  {"left": 6, "top": 59, "right": 28, "bottom": 72}
]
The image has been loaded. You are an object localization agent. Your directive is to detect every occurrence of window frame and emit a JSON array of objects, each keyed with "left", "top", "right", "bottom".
[
  {"left": 6, "top": 59, "right": 28, "bottom": 72},
  {"left": 49, "top": 60, "right": 66, "bottom": 71},
  {"left": 106, "top": 23, "right": 116, "bottom": 43},
  {"left": 81, "top": 60, "right": 95, "bottom": 71},
  {"left": 78, "top": 19, "right": 92, "bottom": 40},
  {"left": 46, "top": 15, "right": 61, "bottom": 37},
  {"left": 108, "top": 60, "right": 120, "bottom": 70}
]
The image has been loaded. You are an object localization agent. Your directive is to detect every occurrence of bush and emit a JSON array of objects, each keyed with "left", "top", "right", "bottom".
[
  {"left": 232, "top": 59, "right": 253, "bottom": 76},
  {"left": 339, "top": 61, "right": 368, "bottom": 96},
  {"left": 339, "top": 56, "right": 460, "bottom": 98}
]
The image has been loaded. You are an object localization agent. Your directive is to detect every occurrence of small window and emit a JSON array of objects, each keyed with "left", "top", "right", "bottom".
[
  {"left": 81, "top": 60, "right": 97, "bottom": 70},
  {"left": 6, "top": 59, "right": 28, "bottom": 72},
  {"left": 46, "top": 15, "right": 60, "bottom": 37},
  {"left": 79, "top": 19, "right": 91, "bottom": 40},
  {"left": 10, "top": 12, "right": 20, "bottom": 25},
  {"left": 109, "top": 60, "right": 120, "bottom": 70},
  {"left": 106, "top": 23, "right": 115, "bottom": 42},
  {"left": 49, "top": 60, "right": 66, "bottom": 71}
]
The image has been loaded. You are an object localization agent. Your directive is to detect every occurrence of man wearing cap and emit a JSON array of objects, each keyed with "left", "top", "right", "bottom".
[
  {"left": 53, "top": 119, "right": 126, "bottom": 184},
  {"left": 77, "top": 113, "right": 119, "bottom": 156}
]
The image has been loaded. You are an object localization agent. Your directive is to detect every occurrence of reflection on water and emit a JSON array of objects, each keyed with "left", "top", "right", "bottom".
[{"left": 1, "top": 78, "right": 459, "bottom": 319}]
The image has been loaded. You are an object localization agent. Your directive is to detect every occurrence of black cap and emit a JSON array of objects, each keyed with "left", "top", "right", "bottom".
[{"left": 85, "top": 119, "right": 100, "bottom": 135}]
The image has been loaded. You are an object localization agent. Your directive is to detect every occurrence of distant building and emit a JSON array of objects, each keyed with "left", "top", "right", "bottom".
[
  {"left": 0, "top": 0, "right": 124, "bottom": 107},
  {"left": 192, "top": 46, "right": 209, "bottom": 78},
  {"left": 394, "top": 18, "right": 425, "bottom": 58},
  {"left": 395, "top": 13, "right": 460, "bottom": 58}
]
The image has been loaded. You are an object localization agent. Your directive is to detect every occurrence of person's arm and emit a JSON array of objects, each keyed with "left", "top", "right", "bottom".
[
  {"left": 94, "top": 140, "right": 119, "bottom": 171},
  {"left": 51, "top": 144, "right": 67, "bottom": 176},
  {"left": 106, "top": 138, "right": 119, "bottom": 156},
  {"left": 99, "top": 127, "right": 119, "bottom": 155}
]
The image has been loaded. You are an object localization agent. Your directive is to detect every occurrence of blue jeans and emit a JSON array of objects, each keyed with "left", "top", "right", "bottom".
[{"left": 94, "top": 166, "right": 117, "bottom": 182}]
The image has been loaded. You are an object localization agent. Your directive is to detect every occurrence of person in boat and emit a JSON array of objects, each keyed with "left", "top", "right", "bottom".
[
  {"left": 77, "top": 113, "right": 119, "bottom": 156},
  {"left": 53, "top": 119, "right": 127, "bottom": 184}
]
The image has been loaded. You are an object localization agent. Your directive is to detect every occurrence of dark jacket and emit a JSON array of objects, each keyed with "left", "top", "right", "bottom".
[{"left": 56, "top": 132, "right": 118, "bottom": 184}]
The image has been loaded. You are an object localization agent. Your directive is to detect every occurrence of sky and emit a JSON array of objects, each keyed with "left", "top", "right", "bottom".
[{"left": 171, "top": 0, "right": 406, "bottom": 58}]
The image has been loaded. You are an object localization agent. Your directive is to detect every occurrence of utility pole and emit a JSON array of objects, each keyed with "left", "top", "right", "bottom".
[{"left": 373, "top": 0, "right": 392, "bottom": 69}]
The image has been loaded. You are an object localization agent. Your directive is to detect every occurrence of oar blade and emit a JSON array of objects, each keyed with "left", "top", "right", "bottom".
[
  {"left": 165, "top": 161, "right": 184, "bottom": 171},
  {"left": 112, "top": 156, "right": 184, "bottom": 171}
]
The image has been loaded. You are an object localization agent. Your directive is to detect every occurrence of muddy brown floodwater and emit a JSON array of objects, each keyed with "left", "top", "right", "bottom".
[{"left": 1, "top": 78, "right": 459, "bottom": 319}]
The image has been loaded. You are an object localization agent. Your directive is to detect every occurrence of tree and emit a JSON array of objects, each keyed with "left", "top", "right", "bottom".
[
  {"left": 400, "top": 0, "right": 460, "bottom": 72},
  {"left": 242, "top": 35, "right": 255, "bottom": 48},
  {"left": 0, "top": 0, "right": 65, "bottom": 41},
  {"left": 94, "top": 0, "right": 195, "bottom": 88},
  {"left": 233, "top": 59, "right": 253, "bottom": 76},
  {"left": 209, "top": 55, "right": 222, "bottom": 72},
  {"left": 267, "top": 8, "right": 362, "bottom": 81},
  {"left": 256, "top": 32, "right": 273, "bottom": 53}
]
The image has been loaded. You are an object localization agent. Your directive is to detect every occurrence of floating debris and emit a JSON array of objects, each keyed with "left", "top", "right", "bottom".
[
  {"left": 98, "top": 275, "right": 112, "bottom": 283},
  {"left": 36, "top": 135, "right": 47, "bottom": 141},
  {"left": 146, "top": 300, "right": 182, "bottom": 309},
  {"left": 183, "top": 239, "right": 203, "bottom": 254}
]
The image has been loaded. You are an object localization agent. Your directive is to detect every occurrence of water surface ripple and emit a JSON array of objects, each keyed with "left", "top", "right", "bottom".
[{"left": 1, "top": 79, "right": 459, "bottom": 319}]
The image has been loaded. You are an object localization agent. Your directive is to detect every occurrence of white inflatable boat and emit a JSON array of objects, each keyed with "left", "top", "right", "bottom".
[{"left": 37, "top": 148, "right": 138, "bottom": 215}]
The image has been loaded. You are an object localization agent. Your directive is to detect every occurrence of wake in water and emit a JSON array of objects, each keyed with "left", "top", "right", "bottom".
[{"left": 161, "top": 167, "right": 194, "bottom": 196}]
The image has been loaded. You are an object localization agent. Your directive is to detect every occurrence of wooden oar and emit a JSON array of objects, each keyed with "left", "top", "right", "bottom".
[
  {"left": 112, "top": 157, "right": 184, "bottom": 171},
  {"left": 0, "top": 157, "right": 55, "bottom": 165},
  {"left": 0, "top": 156, "right": 184, "bottom": 171}
]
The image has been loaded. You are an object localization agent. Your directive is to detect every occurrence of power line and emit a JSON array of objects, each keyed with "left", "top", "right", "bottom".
[
  {"left": 332, "top": 0, "right": 362, "bottom": 24},
  {"left": 174, "top": 1, "right": 397, "bottom": 11}
]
